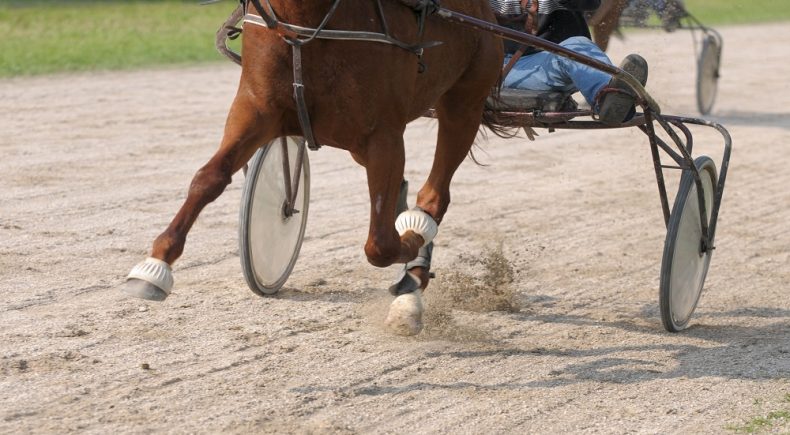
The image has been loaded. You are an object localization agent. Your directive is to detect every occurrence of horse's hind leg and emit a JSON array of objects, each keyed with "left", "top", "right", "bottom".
[
  {"left": 415, "top": 85, "right": 492, "bottom": 252},
  {"left": 591, "top": 0, "right": 628, "bottom": 51},
  {"left": 124, "top": 95, "right": 277, "bottom": 301}
]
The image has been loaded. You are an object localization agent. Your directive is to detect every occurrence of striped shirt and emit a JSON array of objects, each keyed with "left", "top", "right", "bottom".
[
  {"left": 488, "top": 0, "right": 599, "bottom": 16},
  {"left": 489, "top": 0, "right": 600, "bottom": 54},
  {"left": 487, "top": 0, "right": 526, "bottom": 15}
]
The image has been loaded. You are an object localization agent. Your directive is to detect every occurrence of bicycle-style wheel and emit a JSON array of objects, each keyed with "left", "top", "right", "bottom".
[
  {"left": 696, "top": 34, "right": 721, "bottom": 115},
  {"left": 239, "top": 136, "right": 310, "bottom": 296},
  {"left": 659, "top": 156, "right": 717, "bottom": 332}
]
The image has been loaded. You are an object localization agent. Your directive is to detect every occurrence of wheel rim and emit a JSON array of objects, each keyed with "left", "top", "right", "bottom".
[
  {"left": 240, "top": 137, "right": 309, "bottom": 294},
  {"left": 669, "top": 168, "right": 714, "bottom": 324},
  {"left": 661, "top": 157, "right": 716, "bottom": 331},
  {"left": 696, "top": 35, "right": 720, "bottom": 115}
]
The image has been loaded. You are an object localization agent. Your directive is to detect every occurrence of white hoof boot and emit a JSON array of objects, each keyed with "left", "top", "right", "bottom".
[
  {"left": 385, "top": 289, "right": 424, "bottom": 336},
  {"left": 123, "top": 257, "right": 173, "bottom": 302},
  {"left": 395, "top": 209, "right": 438, "bottom": 247}
]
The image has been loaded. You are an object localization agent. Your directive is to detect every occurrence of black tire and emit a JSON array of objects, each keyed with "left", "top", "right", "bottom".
[
  {"left": 696, "top": 34, "right": 722, "bottom": 115},
  {"left": 659, "top": 156, "right": 717, "bottom": 332},
  {"left": 239, "top": 137, "right": 310, "bottom": 296}
]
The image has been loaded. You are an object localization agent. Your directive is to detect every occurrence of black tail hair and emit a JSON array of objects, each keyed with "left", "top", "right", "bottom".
[{"left": 481, "top": 83, "right": 522, "bottom": 139}]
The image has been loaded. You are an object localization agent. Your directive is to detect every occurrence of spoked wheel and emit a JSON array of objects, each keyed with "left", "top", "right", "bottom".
[
  {"left": 659, "top": 156, "right": 717, "bottom": 332},
  {"left": 696, "top": 33, "right": 722, "bottom": 115},
  {"left": 239, "top": 136, "right": 310, "bottom": 296}
]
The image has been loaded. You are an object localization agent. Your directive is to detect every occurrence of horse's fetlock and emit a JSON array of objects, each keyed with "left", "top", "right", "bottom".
[
  {"left": 152, "top": 230, "right": 184, "bottom": 263},
  {"left": 414, "top": 202, "right": 444, "bottom": 225},
  {"left": 416, "top": 190, "right": 449, "bottom": 224}
]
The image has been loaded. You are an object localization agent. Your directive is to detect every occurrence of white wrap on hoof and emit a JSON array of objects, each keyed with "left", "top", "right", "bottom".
[
  {"left": 395, "top": 209, "right": 438, "bottom": 247},
  {"left": 127, "top": 257, "right": 173, "bottom": 295},
  {"left": 385, "top": 289, "right": 424, "bottom": 336}
]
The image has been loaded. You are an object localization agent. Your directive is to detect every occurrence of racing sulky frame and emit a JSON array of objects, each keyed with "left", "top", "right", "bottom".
[{"left": 215, "top": 1, "right": 732, "bottom": 332}]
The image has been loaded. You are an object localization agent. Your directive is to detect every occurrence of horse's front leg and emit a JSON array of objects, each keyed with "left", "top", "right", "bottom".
[
  {"left": 355, "top": 139, "right": 435, "bottom": 268},
  {"left": 353, "top": 135, "right": 438, "bottom": 335},
  {"left": 124, "top": 95, "right": 276, "bottom": 301}
]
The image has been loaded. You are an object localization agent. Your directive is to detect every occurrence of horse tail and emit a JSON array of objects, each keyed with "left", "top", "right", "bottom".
[
  {"left": 481, "top": 103, "right": 520, "bottom": 139},
  {"left": 466, "top": 86, "right": 515, "bottom": 166},
  {"left": 481, "top": 83, "right": 521, "bottom": 140}
]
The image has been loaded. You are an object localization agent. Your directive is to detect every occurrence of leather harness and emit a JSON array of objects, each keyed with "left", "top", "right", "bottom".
[
  {"left": 242, "top": 0, "right": 441, "bottom": 151},
  {"left": 500, "top": 0, "right": 539, "bottom": 81}
]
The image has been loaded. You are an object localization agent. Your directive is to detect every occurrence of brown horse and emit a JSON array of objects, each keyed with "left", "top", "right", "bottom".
[
  {"left": 124, "top": 0, "right": 503, "bottom": 335},
  {"left": 588, "top": 0, "right": 629, "bottom": 51}
]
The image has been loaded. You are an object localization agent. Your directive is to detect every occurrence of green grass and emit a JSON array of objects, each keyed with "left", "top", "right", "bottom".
[
  {"left": 1, "top": 0, "right": 789, "bottom": 77},
  {"left": 685, "top": 0, "right": 790, "bottom": 25},
  {"left": 0, "top": 0, "right": 239, "bottom": 77},
  {"left": 727, "top": 410, "right": 790, "bottom": 434},
  {"left": 726, "top": 394, "right": 790, "bottom": 434}
]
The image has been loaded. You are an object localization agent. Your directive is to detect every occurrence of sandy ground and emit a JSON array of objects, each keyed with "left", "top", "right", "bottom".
[{"left": 1, "top": 22, "right": 789, "bottom": 434}]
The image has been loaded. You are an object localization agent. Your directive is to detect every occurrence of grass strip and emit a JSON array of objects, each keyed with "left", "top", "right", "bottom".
[
  {"left": 0, "top": 0, "right": 239, "bottom": 77},
  {"left": 1, "top": 0, "right": 789, "bottom": 77},
  {"left": 685, "top": 0, "right": 790, "bottom": 25}
]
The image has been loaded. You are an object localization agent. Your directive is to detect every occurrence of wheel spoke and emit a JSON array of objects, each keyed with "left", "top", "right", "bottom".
[{"left": 239, "top": 137, "right": 310, "bottom": 295}]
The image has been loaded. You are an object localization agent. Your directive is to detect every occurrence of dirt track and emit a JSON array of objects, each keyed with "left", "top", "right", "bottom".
[{"left": 2, "top": 23, "right": 789, "bottom": 433}]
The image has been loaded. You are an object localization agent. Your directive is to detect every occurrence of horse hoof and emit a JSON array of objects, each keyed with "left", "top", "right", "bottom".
[
  {"left": 384, "top": 289, "right": 424, "bottom": 336},
  {"left": 123, "top": 278, "right": 169, "bottom": 301},
  {"left": 123, "top": 257, "right": 173, "bottom": 301}
]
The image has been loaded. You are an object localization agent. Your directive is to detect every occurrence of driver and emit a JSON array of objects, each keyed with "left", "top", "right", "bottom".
[{"left": 490, "top": 0, "right": 649, "bottom": 125}]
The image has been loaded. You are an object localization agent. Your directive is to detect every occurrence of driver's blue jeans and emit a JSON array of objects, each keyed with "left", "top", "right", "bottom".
[{"left": 502, "top": 36, "right": 614, "bottom": 107}]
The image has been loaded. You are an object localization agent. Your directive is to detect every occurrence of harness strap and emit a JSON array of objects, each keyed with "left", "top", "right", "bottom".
[
  {"left": 501, "top": 46, "right": 525, "bottom": 81},
  {"left": 216, "top": 3, "right": 244, "bottom": 66},
  {"left": 291, "top": 45, "right": 320, "bottom": 151},
  {"left": 241, "top": 15, "right": 439, "bottom": 55},
  {"left": 247, "top": 0, "right": 291, "bottom": 37},
  {"left": 501, "top": 0, "right": 538, "bottom": 81}
]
